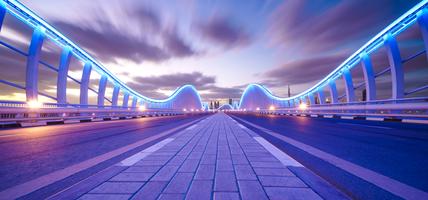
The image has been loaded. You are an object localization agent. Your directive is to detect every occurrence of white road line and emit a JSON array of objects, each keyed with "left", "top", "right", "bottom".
[
  {"left": 118, "top": 138, "right": 174, "bottom": 166},
  {"left": 402, "top": 119, "right": 428, "bottom": 124},
  {"left": 337, "top": 122, "right": 392, "bottom": 130},
  {"left": 253, "top": 136, "right": 302, "bottom": 167},
  {"left": 366, "top": 117, "right": 384, "bottom": 121},
  {"left": 340, "top": 116, "right": 355, "bottom": 120},
  {"left": 238, "top": 124, "right": 247, "bottom": 130},
  {"left": 0, "top": 119, "right": 200, "bottom": 200},
  {"left": 237, "top": 117, "right": 428, "bottom": 200},
  {"left": 186, "top": 124, "right": 197, "bottom": 130}
]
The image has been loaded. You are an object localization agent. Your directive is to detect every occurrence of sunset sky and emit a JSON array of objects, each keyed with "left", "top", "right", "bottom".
[{"left": 0, "top": 0, "right": 423, "bottom": 103}]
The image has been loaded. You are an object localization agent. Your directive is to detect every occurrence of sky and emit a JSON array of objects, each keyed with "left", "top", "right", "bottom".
[{"left": 0, "top": 0, "right": 425, "bottom": 103}]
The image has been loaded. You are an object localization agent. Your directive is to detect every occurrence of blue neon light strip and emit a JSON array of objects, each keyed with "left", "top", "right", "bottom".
[
  {"left": 3, "top": 0, "right": 201, "bottom": 105},
  {"left": 239, "top": 0, "right": 428, "bottom": 106}
]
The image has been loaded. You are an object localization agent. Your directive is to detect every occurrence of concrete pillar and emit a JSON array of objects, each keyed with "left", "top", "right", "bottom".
[
  {"left": 122, "top": 92, "right": 129, "bottom": 108},
  {"left": 361, "top": 53, "right": 376, "bottom": 101},
  {"left": 131, "top": 96, "right": 138, "bottom": 108},
  {"left": 97, "top": 75, "right": 107, "bottom": 107},
  {"left": 309, "top": 94, "right": 315, "bottom": 105},
  {"left": 318, "top": 89, "right": 326, "bottom": 104},
  {"left": 112, "top": 85, "right": 120, "bottom": 107},
  {"left": 80, "top": 62, "right": 92, "bottom": 106},
  {"left": 384, "top": 34, "right": 404, "bottom": 99},
  {"left": 417, "top": 8, "right": 428, "bottom": 62},
  {"left": 343, "top": 68, "right": 355, "bottom": 102},
  {"left": 26, "top": 26, "right": 45, "bottom": 102},
  {"left": 329, "top": 81, "right": 338, "bottom": 104},
  {"left": 57, "top": 46, "right": 72, "bottom": 104}
]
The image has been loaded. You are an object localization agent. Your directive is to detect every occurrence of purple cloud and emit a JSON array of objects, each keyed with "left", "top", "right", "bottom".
[{"left": 196, "top": 16, "right": 251, "bottom": 48}]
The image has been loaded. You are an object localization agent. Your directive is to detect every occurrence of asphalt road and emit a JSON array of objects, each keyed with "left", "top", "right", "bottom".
[
  {"left": 0, "top": 113, "right": 209, "bottom": 196},
  {"left": 229, "top": 113, "right": 428, "bottom": 200}
]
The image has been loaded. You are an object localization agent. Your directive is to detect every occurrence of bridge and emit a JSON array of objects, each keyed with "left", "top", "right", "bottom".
[{"left": 0, "top": 0, "right": 427, "bottom": 200}]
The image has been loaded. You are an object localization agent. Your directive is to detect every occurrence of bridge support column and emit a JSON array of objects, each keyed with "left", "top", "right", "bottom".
[
  {"left": 131, "top": 96, "right": 138, "bottom": 109},
  {"left": 308, "top": 94, "right": 315, "bottom": 105},
  {"left": 384, "top": 34, "right": 404, "bottom": 99},
  {"left": 25, "top": 26, "right": 45, "bottom": 102},
  {"left": 318, "top": 89, "right": 326, "bottom": 104},
  {"left": 57, "top": 46, "right": 72, "bottom": 105},
  {"left": 97, "top": 75, "right": 107, "bottom": 107},
  {"left": 343, "top": 69, "right": 355, "bottom": 102},
  {"left": 80, "top": 62, "right": 92, "bottom": 107},
  {"left": 417, "top": 8, "right": 428, "bottom": 62},
  {"left": 122, "top": 92, "right": 129, "bottom": 108},
  {"left": 361, "top": 53, "right": 376, "bottom": 101},
  {"left": 0, "top": 1, "right": 6, "bottom": 31},
  {"left": 329, "top": 81, "right": 338, "bottom": 104},
  {"left": 112, "top": 85, "right": 120, "bottom": 107}
]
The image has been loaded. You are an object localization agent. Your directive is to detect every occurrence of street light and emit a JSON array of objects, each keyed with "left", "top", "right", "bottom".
[
  {"left": 27, "top": 100, "right": 42, "bottom": 109},
  {"left": 138, "top": 105, "right": 146, "bottom": 111},
  {"left": 269, "top": 105, "right": 275, "bottom": 111},
  {"left": 299, "top": 103, "right": 307, "bottom": 110}
]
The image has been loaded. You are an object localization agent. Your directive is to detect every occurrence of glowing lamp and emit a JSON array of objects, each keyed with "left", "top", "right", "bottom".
[
  {"left": 183, "top": 108, "right": 187, "bottom": 112},
  {"left": 27, "top": 100, "right": 42, "bottom": 109},
  {"left": 269, "top": 105, "right": 275, "bottom": 111},
  {"left": 138, "top": 105, "right": 146, "bottom": 111},
  {"left": 256, "top": 107, "right": 260, "bottom": 111},
  {"left": 299, "top": 103, "right": 308, "bottom": 110}
]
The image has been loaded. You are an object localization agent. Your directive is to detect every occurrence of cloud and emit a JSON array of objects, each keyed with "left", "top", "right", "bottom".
[
  {"left": 262, "top": 53, "right": 348, "bottom": 86},
  {"left": 196, "top": 16, "right": 251, "bottom": 48},
  {"left": 267, "top": 0, "right": 420, "bottom": 55}
]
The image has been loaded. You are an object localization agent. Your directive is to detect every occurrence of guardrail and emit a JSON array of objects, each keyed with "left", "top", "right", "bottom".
[
  {"left": 0, "top": 0, "right": 204, "bottom": 127},
  {"left": 238, "top": 1, "right": 428, "bottom": 120}
]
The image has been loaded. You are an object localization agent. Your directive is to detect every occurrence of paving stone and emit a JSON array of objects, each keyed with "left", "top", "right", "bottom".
[
  {"left": 168, "top": 155, "right": 187, "bottom": 166},
  {"left": 142, "top": 155, "right": 172, "bottom": 161},
  {"left": 151, "top": 165, "right": 180, "bottom": 181},
  {"left": 158, "top": 193, "right": 185, "bottom": 200},
  {"left": 264, "top": 187, "right": 322, "bottom": 200},
  {"left": 250, "top": 161, "right": 286, "bottom": 168},
  {"left": 231, "top": 155, "right": 249, "bottom": 165},
  {"left": 135, "top": 159, "right": 168, "bottom": 166},
  {"left": 216, "top": 159, "right": 234, "bottom": 171},
  {"left": 247, "top": 156, "right": 279, "bottom": 162},
  {"left": 124, "top": 165, "right": 162, "bottom": 173},
  {"left": 200, "top": 154, "right": 217, "bottom": 164},
  {"left": 186, "top": 180, "right": 213, "bottom": 200},
  {"left": 110, "top": 172, "right": 153, "bottom": 182},
  {"left": 131, "top": 181, "right": 168, "bottom": 200},
  {"left": 79, "top": 194, "right": 131, "bottom": 200},
  {"left": 195, "top": 164, "right": 215, "bottom": 180},
  {"left": 213, "top": 192, "right": 240, "bottom": 200},
  {"left": 214, "top": 171, "right": 238, "bottom": 192},
  {"left": 253, "top": 167, "right": 294, "bottom": 176},
  {"left": 234, "top": 165, "right": 257, "bottom": 180},
  {"left": 163, "top": 173, "right": 194, "bottom": 193},
  {"left": 237, "top": 180, "right": 268, "bottom": 200},
  {"left": 259, "top": 176, "right": 307, "bottom": 187},
  {"left": 89, "top": 181, "right": 144, "bottom": 194},
  {"left": 178, "top": 158, "right": 200, "bottom": 172}
]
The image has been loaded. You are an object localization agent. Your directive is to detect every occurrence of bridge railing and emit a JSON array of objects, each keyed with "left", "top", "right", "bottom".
[
  {"left": 0, "top": 0, "right": 203, "bottom": 125},
  {"left": 239, "top": 0, "right": 428, "bottom": 119}
]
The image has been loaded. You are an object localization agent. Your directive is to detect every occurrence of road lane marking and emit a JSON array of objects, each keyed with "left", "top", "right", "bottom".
[
  {"left": 118, "top": 138, "right": 174, "bottom": 166},
  {"left": 253, "top": 136, "right": 302, "bottom": 167},
  {"left": 337, "top": 122, "right": 392, "bottom": 130},
  {"left": 402, "top": 119, "right": 428, "bottom": 124},
  {"left": 0, "top": 118, "right": 203, "bottom": 200},
  {"left": 234, "top": 117, "right": 428, "bottom": 200}
]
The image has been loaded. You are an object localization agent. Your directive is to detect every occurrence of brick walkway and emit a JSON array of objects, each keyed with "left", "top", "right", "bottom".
[{"left": 76, "top": 112, "right": 323, "bottom": 200}]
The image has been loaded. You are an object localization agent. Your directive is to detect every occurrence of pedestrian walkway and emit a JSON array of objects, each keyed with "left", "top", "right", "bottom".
[{"left": 59, "top": 112, "right": 335, "bottom": 200}]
